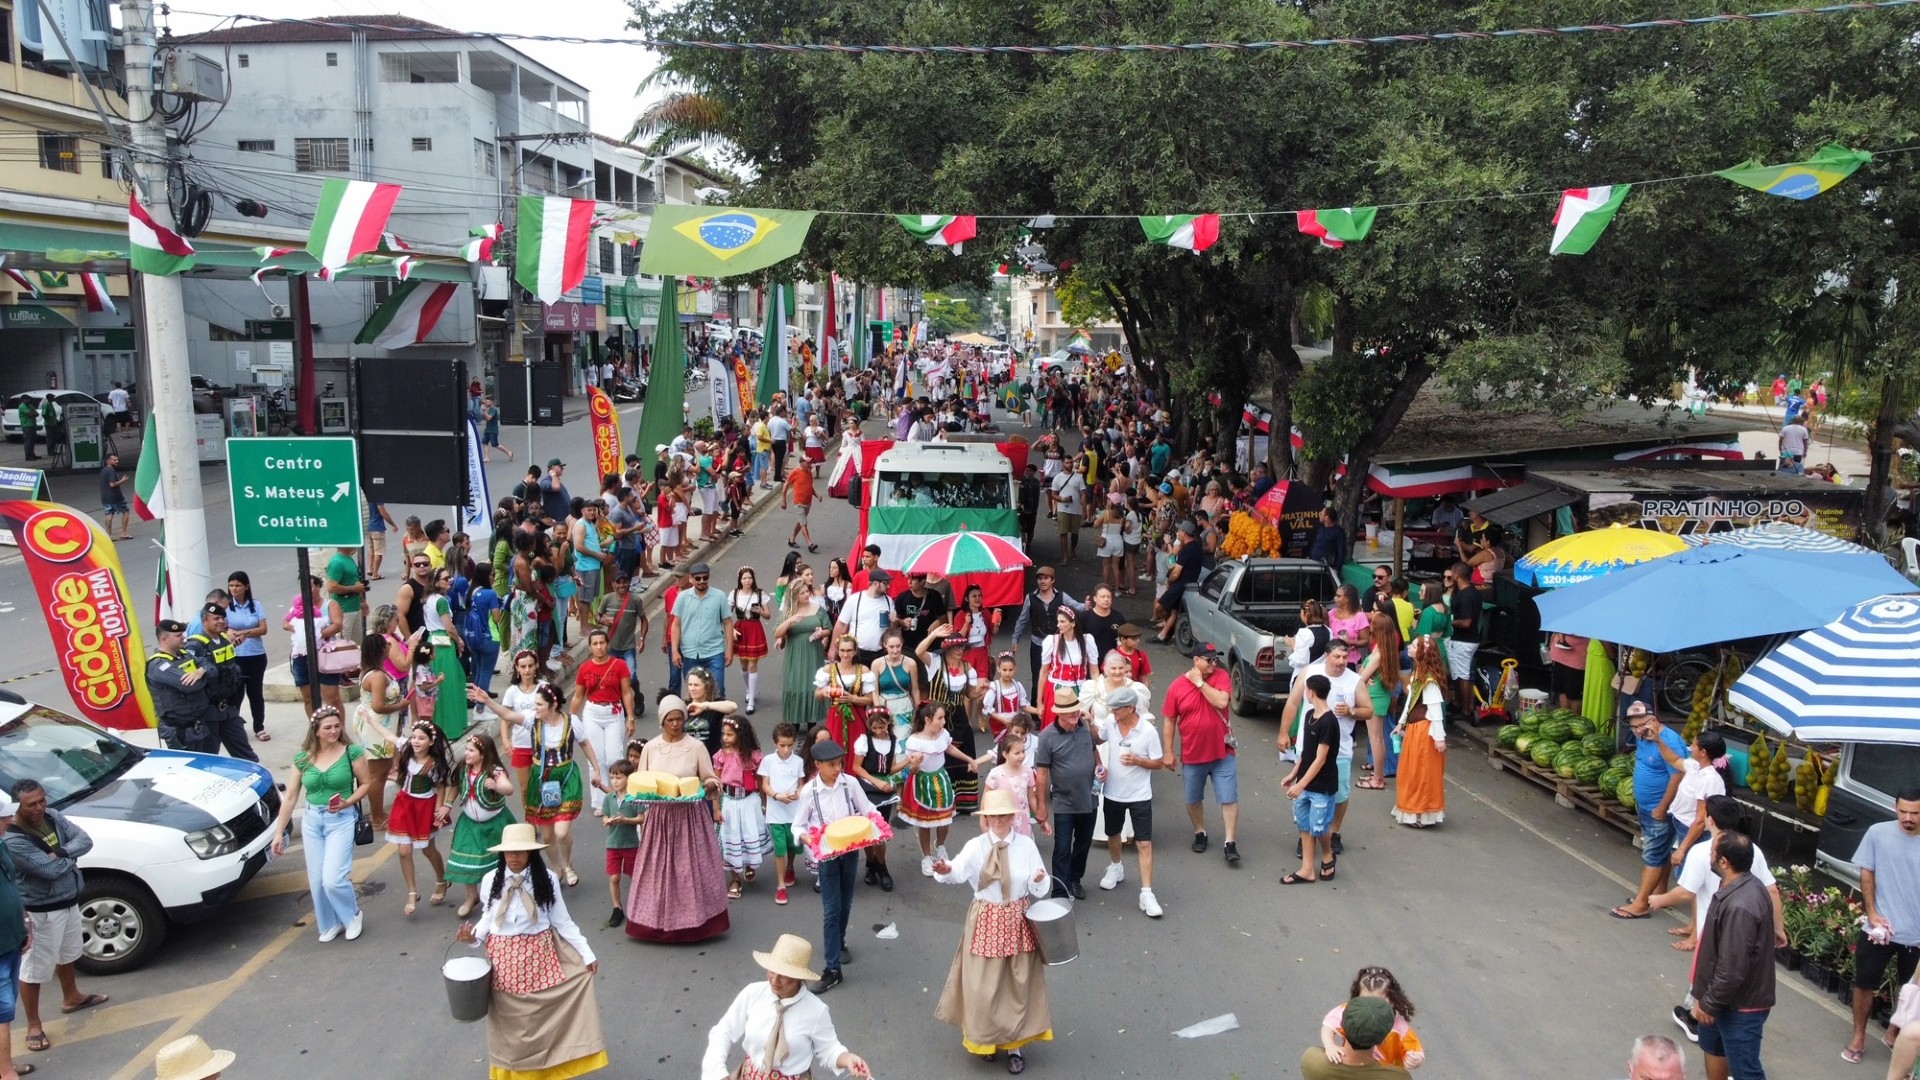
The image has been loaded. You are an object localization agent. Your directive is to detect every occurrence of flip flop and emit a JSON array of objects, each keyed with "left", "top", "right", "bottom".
[
  {"left": 60, "top": 993, "right": 107, "bottom": 1015},
  {"left": 18, "top": 1063, "right": 36, "bottom": 1074},
  {"left": 24, "top": 1031, "right": 49, "bottom": 1052},
  {"left": 1280, "top": 872, "right": 1319, "bottom": 885},
  {"left": 1320, "top": 861, "right": 1337, "bottom": 880},
  {"left": 1609, "top": 905, "right": 1652, "bottom": 920},
  {"left": 1841, "top": 1045, "right": 1865, "bottom": 1064}
]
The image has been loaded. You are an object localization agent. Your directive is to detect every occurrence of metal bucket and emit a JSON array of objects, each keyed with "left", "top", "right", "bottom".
[
  {"left": 1026, "top": 898, "right": 1079, "bottom": 966},
  {"left": 443, "top": 952, "right": 493, "bottom": 1023}
]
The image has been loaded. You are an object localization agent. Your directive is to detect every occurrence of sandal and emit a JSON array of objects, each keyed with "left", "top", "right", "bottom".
[
  {"left": 1320, "top": 860, "right": 1337, "bottom": 880},
  {"left": 24, "top": 1031, "right": 49, "bottom": 1052},
  {"left": 1841, "top": 1045, "right": 1865, "bottom": 1064},
  {"left": 728, "top": 881, "right": 744, "bottom": 899},
  {"left": 563, "top": 868, "right": 580, "bottom": 888},
  {"left": 430, "top": 882, "right": 450, "bottom": 906},
  {"left": 1609, "top": 905, "right": 1652, "bottom": 920},
  {"left": 743, "top": 867, "right": 757, "bottom": 882},
  {"left": 1280, "top": 872, "right": 1319, "bottom": 885},
  {"left": 254, "top": 730, "right": 272, "bottom": 741},
  {"left": 61, "top": 993, "right": 107, "bottom": 1014},
  {"left": 404, "top": 891, "right": 420, "bottom": 916}
]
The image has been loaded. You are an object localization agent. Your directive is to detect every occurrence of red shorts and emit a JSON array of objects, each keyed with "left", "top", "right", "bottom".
[
  {"left": 511, "top": 747, "right": 534, "bottom": 769},
  {"left": 605, "top": 846, "right": 638, "bottom": 876}
]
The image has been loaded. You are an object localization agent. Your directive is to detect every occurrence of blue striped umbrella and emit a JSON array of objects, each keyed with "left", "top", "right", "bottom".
[
  {"left": 1728, "top": 594, "right": 1920, "bottom": 744},
  {"left": 1681, "top": 522, "right": 1873, "bottom": 556}
]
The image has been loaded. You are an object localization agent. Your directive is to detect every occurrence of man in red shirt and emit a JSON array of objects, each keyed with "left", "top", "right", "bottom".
[
  {"left": 1161, "top": 643, "right": 1240, "bottom": 865},
  {"left": 662, "top": 567, "right": 690, "bottom": 696},
  {"left": 783, "top": 460, "right": 819, "bottom": 553},
  {"left": 849, "top": 544, "right": 883, "bottom": 591}
]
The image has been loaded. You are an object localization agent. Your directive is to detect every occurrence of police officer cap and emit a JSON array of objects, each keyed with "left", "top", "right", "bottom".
[
  {"left": 157, "top": 619, "right": 188, "bottom": 634},
  {"left": 200, "top": 603, "right": 226, "bottom": 618}
]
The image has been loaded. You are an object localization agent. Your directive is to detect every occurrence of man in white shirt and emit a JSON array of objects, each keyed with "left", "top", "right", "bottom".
[
  {"left": 1050, "top": 459, "right": 1088, "bottom": 564},
  {"left": 833, "top": 572, "right": 893, "bottom": 666},
  {"left": 702, "top": 933, "right": 873, "bottom": 1079},
  {"left": 793, "top": 743, "right": 878, "bottom": 993},
  {"left": 768, "top": 411, "right": 794, "bottom": 479},
  {"left": 1094, "top": 685, "right": 1166, "bottom": 917},
  {"left": 1276, "top": 641, "right": 1368, "bottom": 856},
  {"left": 105, "top": 382, "right": 131, "bottom": 432}
]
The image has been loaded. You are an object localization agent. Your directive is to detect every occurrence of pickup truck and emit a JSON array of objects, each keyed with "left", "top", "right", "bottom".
[{"left": 1175, "top": 558, "right": 1341, "bottom": 715}]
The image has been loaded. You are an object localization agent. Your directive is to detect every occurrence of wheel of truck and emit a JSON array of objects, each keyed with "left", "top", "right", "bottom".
[
  {"left": 1172, "top": 614, "right": 1195, "bottom": 656},
  {"left": 1659, "top": 653, "right": 1718, "bottom": 718},
  {"left": 75, "top": 874, "right": 168, "bottom": 976},
  {"left": 1229, "top": 661, "right": 1257, "bottom": 717}
]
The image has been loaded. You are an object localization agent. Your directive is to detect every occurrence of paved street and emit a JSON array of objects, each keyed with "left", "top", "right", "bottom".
[{"left": 0, "top": 403, "right": 1863, "bottom": 1079}]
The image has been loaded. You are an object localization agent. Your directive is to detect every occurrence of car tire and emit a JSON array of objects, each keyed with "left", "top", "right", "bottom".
[
  {"left": 1172, "top": 615, "right": 1196, "bottom": 656},
  {"left": 75, "top": 875, "right": 168, "bottom": 976},
  {"left": 1229, "top": 660, "right": 1257, "bottom": 717}
]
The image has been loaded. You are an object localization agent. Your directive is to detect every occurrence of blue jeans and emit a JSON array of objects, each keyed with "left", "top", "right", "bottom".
[
  {"left": 818, "top": 850, "right": 860, "bottom": 973},
  {"left": 615, "top": 648, "right": 640, "bottom": 700},
  {"left": 684, "top": 653, "right": 726, "bottom": 698},
  {"left": 0, "top": 948, "right": 19, "bottom": 1022},
  {"left": 1293, "top": 790, "right": 1336, "bottom": 835},
  {"left": 1639, "top": 809, "right": 1676, "bottom": 867},
  {"left": 1698, "top": 1007, "right": 1768, "bottom": 1078},
  {"left": 465, "top": 631, "right": 500, "bottom": 698},
  {"left": 752, "top": 450, "right": 772, "bottom": 486},
  {"left": 303, "top": 805, "right": 360, "bottom": 936},
  {"left": 1182, "top": 756, "right": 1239, "bottom": 806}
]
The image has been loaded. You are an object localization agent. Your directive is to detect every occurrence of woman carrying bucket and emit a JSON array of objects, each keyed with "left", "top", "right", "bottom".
[
  {"left": 931, "top": 787, "right": 1055, "bottom": 1074},
  {"left": 453, "top": 822, "right": 608, "bottom": 1078}
]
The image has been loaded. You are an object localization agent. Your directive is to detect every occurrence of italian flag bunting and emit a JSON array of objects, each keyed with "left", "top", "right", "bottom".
[
  {"left": 896, "top": 215, "right": 976, "bottom": 253},
  {"left": 1139, "top": 214, "right": 1221, "bottom": 252},
  {"left": 1549, "top": 185, "right": 1630, "bottom": 256},
  {"left": 355, "top": 280, "right": 458, "bottom": 350},
  {"left": 515, "top": 196, "right": 594, "bottom": 304},
  {"left": 133, "top": 413, "right": 165, "bottom": 521},
  {"left": 464, "top": 223, "right": 501, "bottom": 264},
  {"left": 1297, "top": 207, "right": 1377, "bottom": 248},
  {"left": 129, "top": 191, "right": 196, "bottom": 275},
  {"left": 81, "top": 273, "right": 115, "bottom": 314},
  {"left": 307, "top": 178, "right": 404, "bottom": 270}
]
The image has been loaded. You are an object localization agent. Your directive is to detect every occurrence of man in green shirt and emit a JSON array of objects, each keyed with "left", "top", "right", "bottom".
[
  {"left": 16, "top": 398, "right": 38, "bottom": 461},
  {"left": 325, "top": 545, "right": 368, "bottom": 645},
  {"left": 1300, "top": 996, "right": 1411, "bottom": 1078}
]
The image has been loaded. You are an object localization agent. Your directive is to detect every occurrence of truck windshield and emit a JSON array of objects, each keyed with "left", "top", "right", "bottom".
[
  {"left": 0, "top": 706, "right": 142, "bottom": 806},
  {"left": 874, "top": 470, "right": 1012, "bottom": 510}
]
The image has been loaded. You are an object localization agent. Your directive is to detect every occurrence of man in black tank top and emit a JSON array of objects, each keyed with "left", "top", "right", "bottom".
[{"left": 395, "top": 553, "right": 434, "bottom": 637}]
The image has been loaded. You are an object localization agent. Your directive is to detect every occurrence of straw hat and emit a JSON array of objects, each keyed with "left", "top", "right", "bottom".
[
  {"left": 154, "top": 1035, "right": 236, "bottom": 1080},
  {"left": 1051, "top": 687, "right": 1084, "bottom": 715},
  {"left": 979, "top": 789, "right": 1018, "bottom": 817},
  {"left": 488, "top": 823, "right": 548, "bottom": 853},
  {"left": 753, "top": 933, "right": 823, "bottom": 981}
]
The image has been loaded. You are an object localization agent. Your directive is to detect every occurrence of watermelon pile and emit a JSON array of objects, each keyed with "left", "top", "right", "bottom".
[{"left": 1497, "top": 724, "right": 1523, "bottom": 749}]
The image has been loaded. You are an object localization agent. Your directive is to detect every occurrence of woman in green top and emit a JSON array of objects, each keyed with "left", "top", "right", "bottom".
[
  {"left": 269, "top": 706, "right": 372, "bottom": 942},
  {"left": 444, "top": 730, "right": 516, "bottom": 917},
  {"left": 774, "top": 565, "right": 832, "bottom": 733},
  {"left": 1411, "top": 581, "right": 1453, "bottom": 645}
]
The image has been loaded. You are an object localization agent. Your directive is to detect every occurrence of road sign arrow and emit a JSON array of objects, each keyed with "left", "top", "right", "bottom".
[{"left": 331, "top": 481, "right": 351, "bottom": 503}]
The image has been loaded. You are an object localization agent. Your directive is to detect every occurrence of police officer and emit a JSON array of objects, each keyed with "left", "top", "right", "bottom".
[
  {"left": 147, "top": 620, "right": 220, "bottom": 753},
  {"left": 185, "top": 603, "right": 256, "bottom": 762}
]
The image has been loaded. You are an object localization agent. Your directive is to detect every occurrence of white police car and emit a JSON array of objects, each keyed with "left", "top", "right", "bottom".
[{"left": 0, "top": 690, "right": 280, "bottom": 974}]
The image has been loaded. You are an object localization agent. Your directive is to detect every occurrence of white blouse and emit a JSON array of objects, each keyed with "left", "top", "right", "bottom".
[
  {"left": 1082, "top": 678, "right": 1157, "bottom": 727},
  {"left": 702, "top": 982, "right": 850, "bottom": 1080},
  {"left": 469, "top": 867, "right": 595, "bottom": 964},
  {"left": 933, "top": 829, "right": 1052, "bottom": 903}
]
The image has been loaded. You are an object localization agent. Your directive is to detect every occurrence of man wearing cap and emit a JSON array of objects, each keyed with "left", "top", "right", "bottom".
[
  {"left": 1154, "top": 521, "right": 1204, "bottom": 644},
  {"left": 793, "top": 742, "right": 879, "bottom": 994},
  {"left": 8, "top": 780, "right": 106, "bottom": 1055},
  {"left": 538, "top": 458, "right": 572, "bottom": 522},
  {"left": 1300, "top": 996, "right": 1411, "bottom": 1077},
  {"left": 835, "top": 571, "right": 894, "bottom": 668},
  {"left": 1094, "top": 684, "right": 1165, "bottom": 917},
  {"left": 146, "top": 620, "right": 220, "bottom": 753},
  {"left": 1614, "top": 701, "right": 1689, "bottom": 920},
  {"left": 0, "top": 790, "right": 26, "bottom": 1080},
  {"left": 1164, "top": 644, "right": 1241, "bottom": 865},
  {"left": 704, "top": 933, "right": 874, "bottom": 1079},
  {"left": 1033, "top": 687, "right": 1104, "bottom": 901},
  {"left": 672, "top": 563, "right": 734, "bottom": 699},
  {"left": 184, "top": 604, "right": 256, "bottom": 762}
]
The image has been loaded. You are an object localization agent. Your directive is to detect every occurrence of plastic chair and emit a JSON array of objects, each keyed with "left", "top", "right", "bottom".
[{"left": 1902, "top": 536, "right": 1920, "bottom": 583}]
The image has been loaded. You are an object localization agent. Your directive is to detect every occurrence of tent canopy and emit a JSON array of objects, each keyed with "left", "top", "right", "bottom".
[{"left": 1729, "top": 595, "right": 1920, "bottom": 745}]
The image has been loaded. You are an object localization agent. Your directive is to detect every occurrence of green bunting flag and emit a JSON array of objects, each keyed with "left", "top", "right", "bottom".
[
  {"left": 1297, "top": 207, "right": 1377, "bottom": 248},
  {"left": 1139, "top": 214, "right": 1221, "bottom": 252},
  {"left": 896, "top": 215, "right": 977, "bottom": 252},
  {"left": 640, "top": 206, "right": 817, "bottom": 277},
  {"left": 1715, "top": 143, "right": 1872, "bottom": 201}
]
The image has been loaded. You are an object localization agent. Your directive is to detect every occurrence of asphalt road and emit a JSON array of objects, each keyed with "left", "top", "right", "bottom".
[{"left": 3, "top": 403, "right": 1865, "bottom": 1079}]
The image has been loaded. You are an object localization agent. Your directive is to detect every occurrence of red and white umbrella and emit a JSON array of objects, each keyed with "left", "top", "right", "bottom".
[{"left": 900, "top": 530, "right": 1031, "bottom": 577}]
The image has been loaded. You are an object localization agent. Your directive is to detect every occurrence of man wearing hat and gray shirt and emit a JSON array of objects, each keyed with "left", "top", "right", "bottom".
[
  {"left": 146, "top": 619, "right": 221, "bottom": 753},
  {"left": 792, "top": 741, "right": 878, "bottom": 994},
  {"left": 671, "top": 563, "right": 734, "bottom": 698},
  {"left": 1095, "top": 684, "right": 1165, "bottom": 917},
  {"left": 1300, "top": 996, "right": 1410, "bottom": 1077},
  {"left": 1034, "top": 687, "right": 1104, "bottom": 901}
]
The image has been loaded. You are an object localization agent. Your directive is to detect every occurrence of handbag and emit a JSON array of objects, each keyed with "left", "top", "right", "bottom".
[
  {"left": 352, "top": 802, "right": 374, "bottom": 846},
  {"left": 318, "top": 637, "right": 361, "bottom": 675}
]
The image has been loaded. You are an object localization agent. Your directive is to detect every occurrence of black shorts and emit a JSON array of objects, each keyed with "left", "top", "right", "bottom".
[
  {"left": 1852, "top": 935, "right": 1920, "bottom": 990},
  {"left": 1103, "top": 797, "right": 1153, "bottom": 842},
  {"left": 1550, "top": 662, "right": 1584, "bottom": 699}
]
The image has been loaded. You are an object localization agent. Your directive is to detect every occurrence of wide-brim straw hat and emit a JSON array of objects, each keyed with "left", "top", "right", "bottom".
[
  {"left": 753, "top": 933, "right": 823, "bottom": 981},
  {"left": 489, "top": 822, "right": 548, "bottom": 853},
  {"left": 154, "top": 1034, "right": 237, "bottom": 1080},
  {"left": 979, "top": 789, "right": 1018, "bottom": 817},
  {"left": 1051, "top": 687, "right": 1084, "bottom": 715}
]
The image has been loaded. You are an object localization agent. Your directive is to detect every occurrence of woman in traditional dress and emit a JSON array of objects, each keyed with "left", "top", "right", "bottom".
[
  {"left": 446, "top": 730, "right": 516, "bottom": 918},
  {"left": 1037, "top": 607, "right": 1097, "bottom": 727},
  {"left": 729, "top": 567, "right": 772, "bottom": 714},
  {"left": 626, "top": 695, "right": 730, "bottom": 943},
  {"left": 423, "top": 568, "right": 471, "bottom": 739},
  {"left": 949, "top": 584, "right": 997, "bottom": 678},
  {"left": 386, "top": 720, "right": 454, "bottom": 917},
  {"left": 1390, "top": 636, "right": 1449, "bottom": 828},
  {"left": 702, "top": 934, "right": 874, "bottom": 1080},
  {"left": 918, "top": 630, "right": 986, "bottom": 816},
  {"left": 813, "top": 634, "right": 878, "bottom": 757},
  {"left": 491, "top": 682, "right": 601, "bottom": 885},
  {"left": 455, "top": 824, "right": 608, "bottom": 1080},
  {"left": 932, "top": 788, "right": 1054, "bottom": 1074},
  {"left": 870, "top": 629, "right": 921, "bottom": 739},
  {"left": 774, "top": 566, "right": 832, "bottom": 735}
]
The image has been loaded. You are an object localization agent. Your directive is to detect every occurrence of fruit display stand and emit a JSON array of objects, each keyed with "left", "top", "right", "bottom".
[{"left": 1488, "top": 706, "right": 1643, "bottom": 839}]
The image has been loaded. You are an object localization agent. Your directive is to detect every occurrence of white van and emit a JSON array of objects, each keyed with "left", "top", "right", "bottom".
[{"left": 0, "top": 691, "right": 282, "bottom": 974}]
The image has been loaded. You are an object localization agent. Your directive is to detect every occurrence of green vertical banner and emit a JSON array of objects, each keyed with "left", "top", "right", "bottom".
[
  {"left": 756, "top": 282, "right": 786, "bottom": 406},
  {"left": 634, "top": 277, "right": 685, "bottom": 458},
  {"left": 851, "top": 283, "right": 867, "bottom": 370}
]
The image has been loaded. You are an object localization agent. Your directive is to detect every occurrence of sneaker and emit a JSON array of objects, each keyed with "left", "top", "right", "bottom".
[
  {"left": 1139, "top": 889, "right": 1163, "bottom": 918},
  {"left": 784, "top": 869, "right": 797, "bottom": 888},
  {"left": 812, "top": 969, "right": 843, "bottom": 994},
  {"left": 922, "top": 855, "right": 936, "bottom": 877},
  {"left": 1223, "top": 841, "right": 1241, "bottom": 865},
  {"left": 606, "top": 907, "right": 624, "bottom": 928},
  {"left": 345, "top": 911, "right": 364, "bottom": 941},
  {"left": 1331, "top": 833, "right": 1345, "bottom": 856},
  {"left": 317, "top": 925, "right": 342, "bottom": 943},
  {"left": 1191, "top": 831, "right": 1209, "bottom": 854},
  {"left": 775, "top": 887, "right": 789, "bottom": 905},
  {"left": 1671, "top": 1004, "right": 1699, "bottom": 1044},
  {"left": 935, "top": 844, "right": 951, "bottom": 862},
  {"left": 1099, "top": 862, "right": 1125, "bottom": 891}
]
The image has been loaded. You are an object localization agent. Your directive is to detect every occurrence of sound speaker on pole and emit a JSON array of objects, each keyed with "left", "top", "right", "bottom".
[{"left": 353, "top": 357, "right": 470, "bottom": 506}]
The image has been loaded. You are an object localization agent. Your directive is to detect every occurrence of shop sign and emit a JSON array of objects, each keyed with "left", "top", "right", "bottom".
[
  {"left": 0, "top": 304, "right": 74, "bottom": 330},
  {"left": 542, "top": 301, "right": 590, "bottom": 333},
  {"left": 1591, "top": 487, "right": 1865, "bottom": 539},
  {"left": 80, "top": 327, "right": 136, "bottom": 351}
]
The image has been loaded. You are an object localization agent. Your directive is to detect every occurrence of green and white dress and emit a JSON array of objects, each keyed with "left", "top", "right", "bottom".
[{"left": 446, "top": 764, "right": 513, "bottom": 885}]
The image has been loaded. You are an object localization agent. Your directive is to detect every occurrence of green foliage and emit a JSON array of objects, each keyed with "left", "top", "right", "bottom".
[
  {"left": 923, "top": 293, "right": 985, "bottom": 335},
  {"left": 1055, "top": 268, "right": 1114, "bottom": 329}
]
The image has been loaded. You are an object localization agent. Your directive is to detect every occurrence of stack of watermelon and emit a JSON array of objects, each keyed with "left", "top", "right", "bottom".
[{"left": 1513, "top": 707, "right": 1616, "bottom": 786}]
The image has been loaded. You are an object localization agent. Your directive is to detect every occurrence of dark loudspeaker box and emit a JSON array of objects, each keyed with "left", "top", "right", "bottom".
[{"left": 353, "top": 357, "right": 469, "bottom": 506}]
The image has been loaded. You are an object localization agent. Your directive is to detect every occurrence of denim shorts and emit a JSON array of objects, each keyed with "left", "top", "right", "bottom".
[
  {"left": 1335, "top": 757, "right": 1353, "bottom": 805},
  {"left": 1182, "top": 755, "right": 1238, "bottom": 806},
  {"left": 1639, "top": 809, "right": 1676, "bottom": 867},
  {"left": 1292, "top": 790, "right": 1336, "bottom": 835},
  {"left": 0, "top": 948, "right": 19, "bottom": 1022}
]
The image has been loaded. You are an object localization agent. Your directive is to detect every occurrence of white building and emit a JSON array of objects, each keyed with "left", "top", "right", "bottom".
[{"left": 1007, "top": 274, "right": 1123, "bottom": 356}]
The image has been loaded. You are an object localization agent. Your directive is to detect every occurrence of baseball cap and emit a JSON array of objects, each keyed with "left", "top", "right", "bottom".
[
  {"left": 547, "top": 457, "right": 565, "bottom": 468},
  {"left": 655, "top": 443, "right": 669, "bottom": 453},
  {"left": 1193, "top": 642, "right": 1221, "bottom": 660},
  {"left": 1626, "top": 701, "right": 1653, "bottom": 718},
  {"left": 1341, "top": 996, "right": 1397, "bottom": 1050},
  {"left": 0, "top": 791, "right": 17, "bottom": 817}
]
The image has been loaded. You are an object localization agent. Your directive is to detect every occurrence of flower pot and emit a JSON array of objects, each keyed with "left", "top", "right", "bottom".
[
  {"left": 1785, "top": 949, "right": 1804, "bottom": 971},
  {"left": 1804, "top": 960, "right": 1831, "bottom": 987}
]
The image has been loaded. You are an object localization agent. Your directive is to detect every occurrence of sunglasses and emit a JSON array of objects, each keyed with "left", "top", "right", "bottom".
[
  {"left": 691, "top": 575, "right": 710, "bottom": 581},
  {"left": 412, "top": 561, "right": 430, "bottom": 568}
]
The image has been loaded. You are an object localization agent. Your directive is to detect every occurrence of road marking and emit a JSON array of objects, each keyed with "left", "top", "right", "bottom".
[
  {"left": 1450, "top": 770, "right": 1851, "bottom": 1020},
  {"left": 103, "top": 843, "right": 396, "bottom": 1080},
  {"left": 10, "top": 983, "right": 200, "bottom": 1053}
]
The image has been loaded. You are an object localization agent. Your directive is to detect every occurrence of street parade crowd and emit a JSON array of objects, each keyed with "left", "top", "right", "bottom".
[{"left": 83, "top": 335, "right": 1917, "bottom": 1080}]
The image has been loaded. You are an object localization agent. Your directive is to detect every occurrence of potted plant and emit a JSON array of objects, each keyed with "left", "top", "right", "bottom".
[
  {"left": 1800, "top": 886, "right": 1851, "bottom": 988},
  {"left": 1779, "top": 866, "right": 1816, "bottom": 971}
]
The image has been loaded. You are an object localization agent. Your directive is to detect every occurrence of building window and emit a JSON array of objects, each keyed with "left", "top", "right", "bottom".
[
  {"left": 237, "top": 54, "right": 249, "bottom": 68},
  {"left": 237, "top": 139, "right": 275, "bottom": 152},
  {"left": 597, "top": 236, "right": 615, "bottom": 274},
  {"left": 620, "top": 244, "right": 638, "bottom": 277},
  {"left": 325, "top": 52, "right": 338, "bottom": 67},
  {"left": 411, "top": 137, "right": 431, "bottom": 152},
  {"left": 294, "top": 137, "right": 350, "bottom": 173},
  {"left": 474, "top": 139, "right": 495, "bottom": 177},
  {"left": 371, "top": 279, "right": 396, "bottom": 305},
  {"left": 38, "top": 133, "right": 78, "bottom": 173},
  {"left": 378, "top": 52, "right": 459, "bottom": 83},
  {"left": 99, "top": 144, "right": 115, "bottom": 179}
]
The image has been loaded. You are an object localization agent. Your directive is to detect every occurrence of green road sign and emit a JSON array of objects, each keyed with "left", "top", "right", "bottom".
[{"left": 226, "top": 436, "right": 365, "bottom": 548}]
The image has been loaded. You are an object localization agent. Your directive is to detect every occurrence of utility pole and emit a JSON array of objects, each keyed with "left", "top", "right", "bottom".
[{"left": 122, "top": 0, "right": 211, "bottom": 612}]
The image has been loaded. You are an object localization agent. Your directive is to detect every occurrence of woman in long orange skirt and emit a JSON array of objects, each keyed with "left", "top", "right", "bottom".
[{"left": 1391, "top": 636, "right": 1449, "bottom": 828}]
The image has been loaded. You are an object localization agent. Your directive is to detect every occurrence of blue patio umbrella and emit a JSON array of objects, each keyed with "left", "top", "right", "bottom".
[
  {"left": 1727, "top": 594, "right": 1920, "bottom": 744},
  {"left": 1533, "top": 546, "right": 1917, "bottom": 653}
]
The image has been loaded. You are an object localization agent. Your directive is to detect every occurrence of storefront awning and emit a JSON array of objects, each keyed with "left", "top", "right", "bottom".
[
  {"left": 0, "top": 303, "right": 75, "bottom": 330},
  {"left": 1466, "top": 478, "right": 1579, "bottom": 525}
]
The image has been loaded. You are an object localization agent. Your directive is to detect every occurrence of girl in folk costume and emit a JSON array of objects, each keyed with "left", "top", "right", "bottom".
[
  {"left": 468, "top": 649, "right": 544, "bottom": 811},
  {"left": 385, "top": 720, "right": 454, "bottom": 917},
  {"left": 455, "top": 824, "right": 609, "bottom": 1080},
  {"left": 982, "top": 652, "right": 1039, "bottom": 739},
  {"left": 715, "top": 716, "right": 772, "bottom": 899},
  {"left": 407, "top": 639, "right": 445, "bottom": 726},
  {"left": 918, "top": 630, "right": 987, "bottom": 816},
  {"left": 445, "top": 730, "right": 517, "bottom": 918},
  {"left": 848, "top": 707, "right": 907, "bottom": 892},
  {"left": 1037, "top": 607, "right": 1098, "bottom": 727},
  {"left": 730, "top": 567, "right": 773, "bottom": 713},
  {"left": 1391, "top": 636, "right": 1450, "bottom": 828},
  {"left": 813, "top": 634, "right": 879, "bottom": 759},
  {"left": 932, "top": 788, "right": 1055, "bottom": 1074},
  {"left": 982, "top": 731, "right": 1046, "bottom": 839},
  {"left": 870, "top": 629, "right": 922, "bottom": 739},
  {"left": 949, "top": 584, "right": 999, "bottom": 678},
  {"left": 519, "top": 683, "right": 605, "bottom": 886},
  {"left": 900, "top": 702, "right": 989, "bottom": 877}
]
